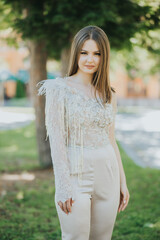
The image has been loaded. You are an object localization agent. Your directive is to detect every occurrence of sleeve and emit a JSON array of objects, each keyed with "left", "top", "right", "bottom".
[{"left": 37, "top": 79, "right": 74, "bottom": 204}]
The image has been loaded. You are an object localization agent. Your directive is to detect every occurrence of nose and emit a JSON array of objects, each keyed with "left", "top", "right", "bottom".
[{"left": 87, "top": 54, "right": 93, "bottom": 62}]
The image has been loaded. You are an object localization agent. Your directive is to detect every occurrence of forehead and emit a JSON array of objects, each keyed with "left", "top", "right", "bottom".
[{"left": 81, "top": 39, "right": 99, "bottom": 51}]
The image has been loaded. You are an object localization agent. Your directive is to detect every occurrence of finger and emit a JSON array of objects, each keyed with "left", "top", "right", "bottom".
[
  {"left": 119, "top": 203, "right": 124, "bottom": 212},
  {"left": 71, "top": 198, "right": 74, "bottom": 206},
  {"left": 118, "top": 205, "right": 121, "bottom": 213},
  {"left": 122, "top": 202, "right": 127, "bottom": 211},
  {"left": 67, "top": 200, "right": 71, "bottom": 213},
  {"left": 119, "top": 202, "right": 124, "bottom": 212},
  {"left": 119, "top": 189, "right": 130, "bottom": 212},
  {"left": 58, "top": 201, "right": 64, "bottom": 212},
  {"left": 118, "top": 201, "right": 124, "bottom": 212},
  {"left": 119, "top": 196, "right": 126, "bottom": 212},
  {"left": 58, "top": 201, "right": 62, "bottom": 208},
  {"left": 118, "top": 195, "right": 123, "bottom": 212},
  {"left": 121, "top": 198, "right": 129, "bottom": 211},
  {"left": 63, "top": 202, "right": 69, "bottom": 214}
]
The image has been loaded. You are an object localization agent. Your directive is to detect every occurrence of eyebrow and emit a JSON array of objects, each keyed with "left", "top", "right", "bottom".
[{"left": 81, "top": 49, "right": 100, "bottom": 53}]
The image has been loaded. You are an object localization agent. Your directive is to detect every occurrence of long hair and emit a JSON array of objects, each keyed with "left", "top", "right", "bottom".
[{"left": 67, "top": 25, "right": 116, "bottom": 104}]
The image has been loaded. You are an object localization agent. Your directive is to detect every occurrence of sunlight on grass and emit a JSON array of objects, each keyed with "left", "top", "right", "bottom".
[
  {"left": 16, "top": 191, "right": 24, "bottom": 200},
  {"left": 1, "top": 172, "right": 35, "bottom": 181},
  {"left": 144, "top": 221, "right": 160, "bottom": 229},
  {"left": 2, "top": 144, "right": 18, "bottom": 152},
  {"left": 24, "top": 130, "right": 34, "bottom": 138}
]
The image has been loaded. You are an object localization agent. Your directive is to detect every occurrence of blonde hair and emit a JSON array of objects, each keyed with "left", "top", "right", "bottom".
[{"left": 67, "top": 25, "right": 115, "bottom": 104}]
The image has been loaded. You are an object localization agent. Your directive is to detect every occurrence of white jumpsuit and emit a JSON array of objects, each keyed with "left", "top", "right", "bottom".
[{"left": 37, "top": 77, "right": 120, "bottom": 240}]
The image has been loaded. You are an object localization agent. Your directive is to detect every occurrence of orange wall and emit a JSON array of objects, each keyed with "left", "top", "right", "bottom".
[
  {"left": 4, "top": 81, "right": 17, "bottom": 98},
  {"left": 146, "top": 75, "right": 160, "bottom": 98},
  {"left": 111, "top": 70, "right": 128, "bottom": 98},
  {"left": 1, "top": 48, "right": 29, "bottom": 73}
]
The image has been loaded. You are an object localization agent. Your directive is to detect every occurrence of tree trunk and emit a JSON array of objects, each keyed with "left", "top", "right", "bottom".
[
  {"left": 61, "top": 47, "right": 71, "bottom": 77},
  {"left": 29, "top": 40, "right": 52, "bottom": 167}
]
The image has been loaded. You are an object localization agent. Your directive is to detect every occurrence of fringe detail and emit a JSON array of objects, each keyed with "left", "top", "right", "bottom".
[
  {"left": 36, "top": 80, "right": 48, "bottom": 96},
  {"left": 78, "top": 127, "right": 84, "bottom": 186},
  {"left": 37, "top": 78, "right": 85, "bottom": 184},
  {"left": 36, "top": 79, "right": 58, "bottom": 141}
]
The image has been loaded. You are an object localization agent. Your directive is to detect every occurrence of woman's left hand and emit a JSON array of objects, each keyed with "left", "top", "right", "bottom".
[{"left": 118, "top": 183, "right": 130, "bottom": 213}]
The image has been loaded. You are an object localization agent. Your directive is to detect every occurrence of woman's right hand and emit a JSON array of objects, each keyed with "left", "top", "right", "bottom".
[{"left": 58, "top": 198, "right": 75, "bottom": 215}]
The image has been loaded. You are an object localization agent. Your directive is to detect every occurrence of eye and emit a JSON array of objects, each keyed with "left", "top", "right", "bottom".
[
  {"left": 80, "top": 52, "right": 87, "bottom": 55},
  {"left": 95, "top": 53, "right": 101, "bottom": 56}
]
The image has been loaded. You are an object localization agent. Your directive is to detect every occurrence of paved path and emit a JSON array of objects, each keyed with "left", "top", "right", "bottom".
[
  {"left": 115, "top": 107, "right": 160, "bottom": 169},
  {"left": 0, "top": 107, "right": 35, "bottom": 131},
  {"left": 0, "top": 106, "right": 160, "bottom": 169}
]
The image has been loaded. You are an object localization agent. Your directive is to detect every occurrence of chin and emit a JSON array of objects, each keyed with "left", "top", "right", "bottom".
[{"left": 81, "top": 68, "right": 96, "bottom": 74}]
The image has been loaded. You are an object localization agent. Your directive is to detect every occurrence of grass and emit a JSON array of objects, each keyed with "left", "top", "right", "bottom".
[
  {"left": 0, "top": 122, "right": 160, "bottom": 240},
  {"left": 4, "top": 97, "right": 32, "bottom": 107},
  {"left": 113, "top": 146, "right": 160, "bottom": 240},
  {"left": 0, "top": 122, "right": 39, "bottom": 172}
]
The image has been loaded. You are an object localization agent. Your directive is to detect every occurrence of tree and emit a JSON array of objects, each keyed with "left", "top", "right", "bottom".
[{"left": 1, "top": 0, "right": 159, "bottom": 166}]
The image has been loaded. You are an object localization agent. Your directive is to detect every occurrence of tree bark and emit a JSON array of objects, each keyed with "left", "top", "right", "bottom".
[
  {"left": 61, "top": 47, "right": 71, "bottom": 77},
  {"left": 29, "top": 40, "right": 52, "bottom": 167}
]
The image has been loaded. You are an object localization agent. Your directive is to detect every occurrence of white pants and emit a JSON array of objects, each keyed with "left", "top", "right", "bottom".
[{"left": 55, "top": 144, "right": 120, "bottom": 240}]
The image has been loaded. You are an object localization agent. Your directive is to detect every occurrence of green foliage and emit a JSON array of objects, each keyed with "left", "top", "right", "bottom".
[
  {"left": 0, "top": 1, "right": 20, "bottom": 47},
  {"left": 15, "top": 80, "right": 26, "bottom": 98},
  {"left": 1, "top": 0, "right": 159, "bottom": 59},
  {"left": 0, "top": 123, "right": 160, "bottom": 239}
]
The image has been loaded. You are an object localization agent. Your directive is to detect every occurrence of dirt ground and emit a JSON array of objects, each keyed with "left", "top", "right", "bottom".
[{"left": 0, "top": 168, "right": 54, "bottom": 196}]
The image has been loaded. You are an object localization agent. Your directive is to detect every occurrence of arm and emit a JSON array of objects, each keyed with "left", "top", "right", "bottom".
[
  {"left": 109, "top": 91, "right": 130, "bottom": 212},
  {"left": 37, "top": 80, "right": 74, "bottom": 204},
  {"left": 109, "top": 92, "right": 126, "bottom": 186}
]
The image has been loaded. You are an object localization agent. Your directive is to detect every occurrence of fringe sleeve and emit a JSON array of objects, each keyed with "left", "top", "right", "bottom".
[{"left": 37, "top": 79, "right": 74, "bottom": 204}]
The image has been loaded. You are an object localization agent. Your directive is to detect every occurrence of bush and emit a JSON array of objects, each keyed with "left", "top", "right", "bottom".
[{"left": 15, "top": 80, "right": 26, "bottom": 98}]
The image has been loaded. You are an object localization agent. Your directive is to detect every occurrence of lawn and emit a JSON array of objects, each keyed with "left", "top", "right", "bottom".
[
  {"left": 0, "top": 122, "right": 159, "bottom": 240},
  {"left": 0, "top": 122, "right": 39, "bottom": 172}
]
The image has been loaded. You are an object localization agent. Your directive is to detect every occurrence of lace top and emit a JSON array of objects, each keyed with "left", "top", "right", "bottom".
[{"left": 37, "top": 77, "right": 117, "bottom": 203}]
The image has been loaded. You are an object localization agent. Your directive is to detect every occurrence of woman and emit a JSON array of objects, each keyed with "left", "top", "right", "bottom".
[{"left": 38, "top": 25, "right": 130, "bottom": 240}]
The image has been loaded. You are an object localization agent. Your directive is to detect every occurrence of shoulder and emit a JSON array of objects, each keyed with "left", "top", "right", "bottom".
[
  {"left": 37, "top": 77, "right": 63, "bottom": 93},
  {"left": 37, "top": 77, "right": 67, "bottom": 98}
]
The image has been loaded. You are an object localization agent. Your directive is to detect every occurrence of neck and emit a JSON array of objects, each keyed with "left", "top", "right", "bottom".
[{"left": 73, "top": 69, "right": 93, "bottom": 86}]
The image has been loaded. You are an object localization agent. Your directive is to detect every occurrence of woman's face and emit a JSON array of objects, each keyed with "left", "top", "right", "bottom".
[{"left": 78, "top": 39, "right": 101, "bottom": 74}]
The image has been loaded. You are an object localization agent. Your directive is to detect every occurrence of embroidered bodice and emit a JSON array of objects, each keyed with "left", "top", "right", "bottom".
[{"left": 37, "top": 77, "right": 117, "bottom": 203}]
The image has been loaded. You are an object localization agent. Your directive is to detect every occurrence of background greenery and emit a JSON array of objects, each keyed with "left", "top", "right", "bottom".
[
  {"left": 0, "top": 0, "right": 159, "bottom": 238},
  {"left": 0, "top": 122, "right": 159, "bottom": 240}
]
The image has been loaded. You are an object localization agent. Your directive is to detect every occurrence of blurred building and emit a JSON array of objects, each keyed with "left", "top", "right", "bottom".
[
  {"left": 111, "top": 69, "right": 160, "bottom": 99},
  {"left": 0, "top": 36, "right": 159, "bottom": 100},
  {"left": 0, "top": 29, "right": 30, "bottom": 100}
]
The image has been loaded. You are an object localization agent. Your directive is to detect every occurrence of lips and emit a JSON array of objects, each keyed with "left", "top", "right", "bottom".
[{"left": 85, "top": 65, "right": 95, "bottom": 68}]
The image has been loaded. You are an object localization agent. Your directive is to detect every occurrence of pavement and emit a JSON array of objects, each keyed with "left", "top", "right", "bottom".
[
  {"left": 0, "top": 104, "right": 160, "bottom": 169},
  {"left": 115, "top": 106, "right": 160, "bottom": 169},
  {"left": 0, "top": 107, "right": 35, "bottom": 131}
]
